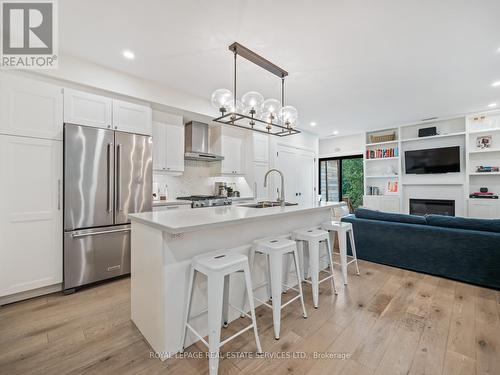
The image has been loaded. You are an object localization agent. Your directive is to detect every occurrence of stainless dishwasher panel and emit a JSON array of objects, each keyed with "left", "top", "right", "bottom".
[{"left": 64, "top": 225, "right": 130, "bottom": 289}]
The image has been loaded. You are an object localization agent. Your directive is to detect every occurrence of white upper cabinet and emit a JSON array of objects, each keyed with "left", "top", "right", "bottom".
[
  {"left": 153, "top": 121, "right": 184, "bottom": 173},
  {"left": 0, "top": 73, "right": 63, "bottom": 140},
  {"left": 211, "top": 126, "right": 246, "bottom": 175},
  {"left": 0, "top": 135, "right": 63, "bottom": 297},
  {"left": 63, "top": 89, "right": 112, "bottom": 129},
  {"left": 112, "top": 99, "right": 152, "bottom": 135},
  {"left": 252, "top": 133, "right": 269, "bottom": 162}
]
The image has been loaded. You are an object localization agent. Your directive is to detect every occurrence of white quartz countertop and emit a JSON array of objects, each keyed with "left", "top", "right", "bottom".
[{"left": 130, "top": 201, "right": 344, "bottom": 234}]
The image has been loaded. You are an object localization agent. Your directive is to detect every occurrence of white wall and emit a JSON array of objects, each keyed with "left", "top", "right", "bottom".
[{"left": 319, "top": 133, "right": 364, "bottom": 158}]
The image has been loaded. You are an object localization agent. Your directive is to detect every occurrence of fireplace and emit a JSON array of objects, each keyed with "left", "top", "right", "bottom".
[{"left": 409, "top": 199, "right": 455, "bottom": 216}]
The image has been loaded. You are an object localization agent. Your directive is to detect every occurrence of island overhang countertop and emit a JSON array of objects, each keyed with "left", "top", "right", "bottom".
[{"left": 129, "top": 201, "right": 343, "bottom": 234}]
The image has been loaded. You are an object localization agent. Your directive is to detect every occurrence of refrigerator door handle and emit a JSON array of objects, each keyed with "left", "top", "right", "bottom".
[
  {"left": 107, "top": 143, "right": 113, "bottom": 213},
  {"left": 116, "top": 143, "right": 122, "bottom": 212},
  {"left": 71, "top": 228, "right": 131, "bottom": 239}
]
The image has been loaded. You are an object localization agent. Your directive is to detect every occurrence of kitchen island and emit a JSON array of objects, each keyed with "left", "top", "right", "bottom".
[{"left": 129, "top": 201, "right": 344, "bottom": 358}]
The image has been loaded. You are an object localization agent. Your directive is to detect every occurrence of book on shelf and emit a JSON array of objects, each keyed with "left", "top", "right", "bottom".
[
  {"left": 387, "top": 181, "right": 398, "bottom": 193},
  {"left": 366, "top": 147, "right": 399, "bottom": 159}
]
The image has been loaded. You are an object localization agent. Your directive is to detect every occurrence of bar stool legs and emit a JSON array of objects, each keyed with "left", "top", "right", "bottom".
[
  {"left": 181, "top": 252, "right": 262, "bottom": 375},
  {"left": 348, "top": 227, "right": 361, "bottom": 276},
  {"left": 242, "top": 238, "right": 308, "bottom": 340},
  {"left": 293, "top": 228, "right": 338, "bottom": 309},
  {"left": 322, "top": 221, "right": 360, "bottom": 285}
]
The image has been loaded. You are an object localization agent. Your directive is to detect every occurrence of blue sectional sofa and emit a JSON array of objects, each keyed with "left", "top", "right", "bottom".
[{"left": 341, "top": 208, "right": 500, "bottom": 290}]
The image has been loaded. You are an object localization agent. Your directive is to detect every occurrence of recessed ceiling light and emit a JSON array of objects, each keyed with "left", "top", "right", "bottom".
[
  {"left": 122, "top": 50, "right": 135, "bottom": 60},
  {"left": 310, "top": 122, "right": 316, "bottom": 127},
  {"left": 332, "top": 130, "right": 339, "bottom": 135},
  {"left": 492, "top": 81, "right": 500, "bottom": 87},
  {"left": 488, "top": 102, "right": 498, "bottom": 108}
]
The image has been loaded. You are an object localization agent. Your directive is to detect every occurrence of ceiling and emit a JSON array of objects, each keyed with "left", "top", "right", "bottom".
[{"left": 59, "top": 0, "right": 500, "bottom": 138}]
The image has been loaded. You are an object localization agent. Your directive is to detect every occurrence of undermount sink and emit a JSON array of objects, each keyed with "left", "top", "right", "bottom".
[{"left": 239, "top": 201, "right": 298, "bottom": 208}]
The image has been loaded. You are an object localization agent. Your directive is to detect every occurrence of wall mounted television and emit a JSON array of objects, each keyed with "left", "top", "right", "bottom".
[{"left": 405, "top": 146, "right": 460, "bottom": 174}]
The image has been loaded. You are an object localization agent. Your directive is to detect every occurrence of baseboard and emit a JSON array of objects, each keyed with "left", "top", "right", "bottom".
[{"left": 0, "top": 283, "right": 62, "bottom": 306}]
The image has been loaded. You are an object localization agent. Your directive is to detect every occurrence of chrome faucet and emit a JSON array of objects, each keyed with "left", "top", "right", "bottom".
[{"left": 264, "top": 169, "right": 285, "bottom": 207}]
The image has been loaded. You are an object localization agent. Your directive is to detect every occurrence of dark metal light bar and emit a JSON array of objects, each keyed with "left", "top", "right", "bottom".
[
  {"left": 213, "top": 112, "right": 300, "bottom": 137},
  {"left": 229, "top": 42, "right": 288, "bottom": 78}
]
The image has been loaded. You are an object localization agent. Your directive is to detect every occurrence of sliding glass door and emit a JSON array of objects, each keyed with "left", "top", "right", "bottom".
[{"left": 319, "top": 155, "right": 363, "bottom": 209}]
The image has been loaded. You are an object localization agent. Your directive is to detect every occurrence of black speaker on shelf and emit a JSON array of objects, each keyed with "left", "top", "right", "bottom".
[{"left": 418, "top": 126, "right": 437, "bottom": 137}]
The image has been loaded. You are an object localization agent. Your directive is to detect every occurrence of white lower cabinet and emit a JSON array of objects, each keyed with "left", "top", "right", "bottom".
[
  {"left": 468, "top": 199, "right": 499, "bottom": 219},
  {"left": 363, "top": 195, "right": 400, "bottom": 213},
  {"left": 0, "top": 135, "right": 63, "bottom": 297}
]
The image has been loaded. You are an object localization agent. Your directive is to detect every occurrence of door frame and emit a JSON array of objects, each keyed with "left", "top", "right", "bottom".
[{"left": 318, "top": 154, "right": 363, "bottom": 202}]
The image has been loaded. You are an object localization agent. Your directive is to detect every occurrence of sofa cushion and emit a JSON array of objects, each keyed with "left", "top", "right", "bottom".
[
  {"left": 426, "top": 214, "right": 500, "bottom": 233},
  {"left": 355, "top": 208, "right": 427, "bottom": 225}
]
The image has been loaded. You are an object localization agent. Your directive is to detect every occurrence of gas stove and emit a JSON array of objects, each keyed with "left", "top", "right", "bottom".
[{"left": 176, "top": 195, "right": 232, "bottom": 208}]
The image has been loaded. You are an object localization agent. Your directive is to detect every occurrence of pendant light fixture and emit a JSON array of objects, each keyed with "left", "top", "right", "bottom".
[{"left": 211, "top": 42, "right": 300, "bottom": 137}]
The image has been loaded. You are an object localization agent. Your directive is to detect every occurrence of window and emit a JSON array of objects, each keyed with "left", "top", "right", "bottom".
[{"left": 319, "top": 155, "right": 363, "bottom": 209}]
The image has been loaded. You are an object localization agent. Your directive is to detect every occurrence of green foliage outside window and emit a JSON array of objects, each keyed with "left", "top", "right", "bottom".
[{"left": 341, "top": 158, "right": 363, "bottom": 209}]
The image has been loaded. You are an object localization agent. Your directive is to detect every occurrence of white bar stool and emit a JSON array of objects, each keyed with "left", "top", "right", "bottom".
[
  {"left": 321, "top": 221, "right": 360, "bottom": 285},
  {"left": 242, "top": 237, "right": 307, "bottom": 340},
  {"left": 292, "top": 228, "right": 338, "bottom": 309},
  {"left": 181, "top": 251, "right": 262, "bottom": 375}
]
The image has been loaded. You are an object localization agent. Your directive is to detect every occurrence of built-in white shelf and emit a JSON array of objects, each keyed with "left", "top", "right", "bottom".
[
  {"left": 361, "top": 110, "right": 500, "bottom": 217},
  {"left": 468, "top": 128, "right": 500, "bottom": 135},
  {"left": 469, "top": 172, "right": 500, "bottom": 176},
  {"left": 400, "top": 132, "right": 466, "bottom": 143},
  {"left": 401, "top": 182, "right": 464, "bottom": 186},
  {"left": 365, "top": 174, "right": 399, "bottom": 178},
  {"left": 365, "top": 140, "right": 399, "bottom": 147},
  {"left": 365, "top": 156, "right": 399, "bottom": 161},
  {"left": 468, "top": 147, "right": 500, "bottom": 154}
]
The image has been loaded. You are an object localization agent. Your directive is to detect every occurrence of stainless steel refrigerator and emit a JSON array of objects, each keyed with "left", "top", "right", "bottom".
[{"left": 63, "top": 123, "right": 152, "bottom": 291}]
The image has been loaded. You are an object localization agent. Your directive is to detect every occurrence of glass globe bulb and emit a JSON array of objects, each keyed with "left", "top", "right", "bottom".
[
  {"left": 211, "top": 89, "right": 233, "bottom": 112},
  {"left": 279, "top": 105, "right": 299, "bottom": 127},
  {"left": 261, "top": 98, "right": 281, "bottom": 123},
  {"left": 225, "top": 99, "right": 244, "bottom": 114},
  {"left": 241, "top": 91, "right": 264, "bottom": 116}
]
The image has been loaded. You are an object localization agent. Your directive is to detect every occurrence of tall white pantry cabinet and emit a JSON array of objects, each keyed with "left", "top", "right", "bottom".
[
  {"left": 0, "top": 73, "right": 153, "bottom": 302},
  {"left": 0, "top": 73, "right": 63, "bottom": 299}
]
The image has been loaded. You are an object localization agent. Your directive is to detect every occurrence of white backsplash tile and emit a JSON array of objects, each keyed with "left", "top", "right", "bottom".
[{"left": 153, "top": 160, "right": 253, "bottom": 199}]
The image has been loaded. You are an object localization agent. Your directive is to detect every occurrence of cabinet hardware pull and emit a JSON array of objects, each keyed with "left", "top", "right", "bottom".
[{"left": 57, "top": 179, "right": 61, "bottom": 210}]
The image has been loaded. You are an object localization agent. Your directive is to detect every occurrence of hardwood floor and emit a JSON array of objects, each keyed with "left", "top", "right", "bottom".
[{"left": 1, "top": 260, "right": 498, "bottom": 375}]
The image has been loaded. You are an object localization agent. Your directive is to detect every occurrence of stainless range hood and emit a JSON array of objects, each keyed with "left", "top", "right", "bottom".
[{"left": 184, "top": 121, "right": 224, "bottom": 161}]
